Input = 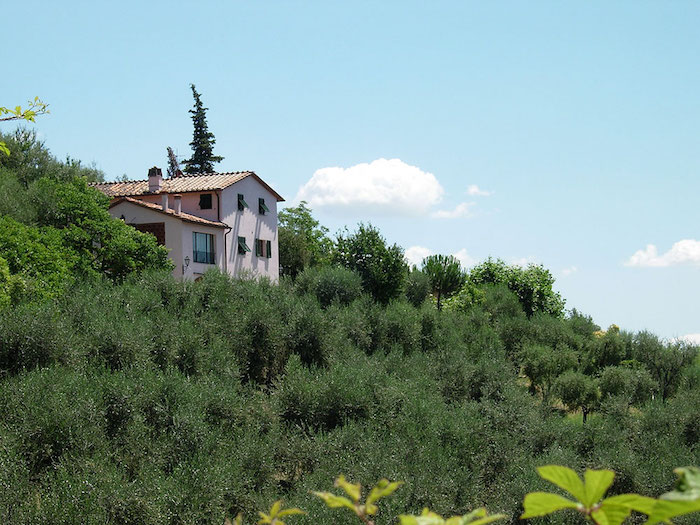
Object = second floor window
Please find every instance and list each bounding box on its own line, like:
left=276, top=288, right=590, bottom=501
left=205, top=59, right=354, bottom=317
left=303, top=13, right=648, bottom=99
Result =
left=199, top=194, right=212, bottom=209
left=259, top=198, right=270, bottom=215
left=193, top=232, right=215, bottom=264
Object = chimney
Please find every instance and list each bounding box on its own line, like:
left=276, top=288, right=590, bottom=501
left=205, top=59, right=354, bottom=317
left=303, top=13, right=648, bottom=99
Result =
left=148, top=167, right=162, bottom=192
left=173, top=194, right=182, bottom=215
left=161, top=193, right=169, bottom=211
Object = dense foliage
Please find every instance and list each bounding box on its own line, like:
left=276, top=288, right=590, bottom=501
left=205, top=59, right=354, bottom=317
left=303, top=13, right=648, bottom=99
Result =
left=278, top=201, right=334, bottom=278
left=467, top=257, right=566, bottom=317
left=0, top=269, right=697, bottom=524
left=0, top=130, right=172, bottom=300
left=334, top=223, right=408, bottom=304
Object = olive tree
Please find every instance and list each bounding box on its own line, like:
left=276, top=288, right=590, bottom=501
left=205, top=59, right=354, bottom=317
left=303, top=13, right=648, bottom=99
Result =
left=555, top=370, right=599, bottom=423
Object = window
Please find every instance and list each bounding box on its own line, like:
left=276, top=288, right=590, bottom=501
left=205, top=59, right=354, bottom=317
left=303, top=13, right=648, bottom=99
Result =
left=237, top=236, right=251, bottom=255
left=258, top=197, right=270, bottom=215
left=192, top=232, right=215, bottom=264
left=255, top=238, right=272, bottom=258
left=237, top=193, right=248, bottom=211
left=199, top=193, right=212, bottom=209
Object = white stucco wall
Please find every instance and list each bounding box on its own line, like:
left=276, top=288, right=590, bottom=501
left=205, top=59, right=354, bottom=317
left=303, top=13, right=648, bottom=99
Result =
left=220, top=177, right=279, bottom=281
left=109, top=200, right=225, bottom=279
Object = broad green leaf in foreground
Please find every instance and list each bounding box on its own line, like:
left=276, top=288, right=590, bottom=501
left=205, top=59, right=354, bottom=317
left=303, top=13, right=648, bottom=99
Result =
left=335, top=474, right=362, bottom=502
left=311, top=491, right=355, bottom=512
left=603, top=494, right=658, bottom=515
left=584, top=468, right=615, bottom=507
left=664, top=467, right=700, bottom=501
left=591, top=503, right=632, bottom=525
left=521, top=492, right=581, bottom=518
left=257, top=500, right=305, bottom=525
left=536, top=465, right=587, bottom=503
left=314, top=475, right=403, bottom=521
left=366, top=478, right=404, bottom=506
left=646, top=467, right=700, bottom=524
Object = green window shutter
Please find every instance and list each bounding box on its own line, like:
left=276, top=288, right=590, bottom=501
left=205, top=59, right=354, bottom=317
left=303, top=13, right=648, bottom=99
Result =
left=255, top=238, right=262, bottom=256
left=238, top=193, right=248, bottom=211
left=237, top=236, right=251, bottom=254
left=266, top=240, right=272, bottom=258
left=259, top=198, right=270, bottom=214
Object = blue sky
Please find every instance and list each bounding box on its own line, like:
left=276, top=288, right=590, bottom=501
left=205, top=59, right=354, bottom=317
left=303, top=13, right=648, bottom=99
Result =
left=3, top=1, right=699, bottom=340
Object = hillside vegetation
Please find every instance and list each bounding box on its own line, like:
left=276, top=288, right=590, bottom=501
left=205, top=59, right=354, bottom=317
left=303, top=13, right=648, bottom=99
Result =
left=1, top=132, right=699, bottom=524
left=0, top=269, right=698, bottom=524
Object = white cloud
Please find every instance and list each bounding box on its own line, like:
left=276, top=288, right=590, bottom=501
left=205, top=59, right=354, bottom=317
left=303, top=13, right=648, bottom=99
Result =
left=404, top=246, right=476, bottom=269
left=561, top=266, right=578, bottom=276
left=467, top=184, right=492, bottom=197
left=430, top=201, right=474, bottom=219
left=295, top=158, right=444, bottom=216
left=452, top=248, right=476, bottom=269
left=405, top=246, right=433, bottom=268
left=625, top=239, right=700, bottom=267
left=509, top=256, right=536, bottom=267
left=678, top=334, right=700, bottom=345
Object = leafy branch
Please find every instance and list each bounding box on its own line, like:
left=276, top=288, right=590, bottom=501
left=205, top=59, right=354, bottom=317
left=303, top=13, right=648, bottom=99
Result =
left=313, top=475, right=403, bottom=525
left=0, top=96, right=49, bottom=155
left=521, top=464, right=700, bottom=524
left=223, top=466, right=700, bottom=525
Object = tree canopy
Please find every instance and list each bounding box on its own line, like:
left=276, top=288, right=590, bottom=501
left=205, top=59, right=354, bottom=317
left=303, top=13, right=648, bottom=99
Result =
left=421, top=254, right=465, bottom=310
left=333, top=223, right=407, bottom=304
left=467, top=257, right=565, bottom=317
left=183, top=84, right=223, bottom=174
left=278, top=201, right=333, bottom=278
left=0, top=132, right=172, bottom=302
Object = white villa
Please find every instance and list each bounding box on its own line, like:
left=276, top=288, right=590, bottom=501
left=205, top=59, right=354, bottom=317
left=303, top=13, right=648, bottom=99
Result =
left=95, top=167, right=284, bottom=281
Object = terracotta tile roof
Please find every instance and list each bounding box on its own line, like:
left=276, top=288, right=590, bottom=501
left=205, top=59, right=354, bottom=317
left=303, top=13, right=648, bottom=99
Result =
left=94, top=171, right=284, bottom=201
left=110, top=197, right=228, bottom=229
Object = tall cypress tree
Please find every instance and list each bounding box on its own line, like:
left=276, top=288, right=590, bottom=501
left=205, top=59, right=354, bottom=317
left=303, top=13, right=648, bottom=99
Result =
left=183, top=84, right=223, bottom=174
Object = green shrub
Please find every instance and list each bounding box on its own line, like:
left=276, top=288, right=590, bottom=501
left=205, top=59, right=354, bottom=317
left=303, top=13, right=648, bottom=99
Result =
left=599, top=365, right=635, bottom=400
left=520, top=343, right=578, bottom=401
left=480, top=283, right=525, bottom=324
left=285, top=295, right=329, bottom=366
left=404, top=268, right=431, bottom=308
left=554, top=370, right=600, bottom=423
left=276, top=355, right=375, bottom=431
left=442, top=282, right=485, bottom=313
left=0, top=302, right=75, bottom=374
left=468, top=258, right=565, bottom=317
left=384, top=301, right=422, bottom=355
left=295, top=266, right=363, bottom=308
